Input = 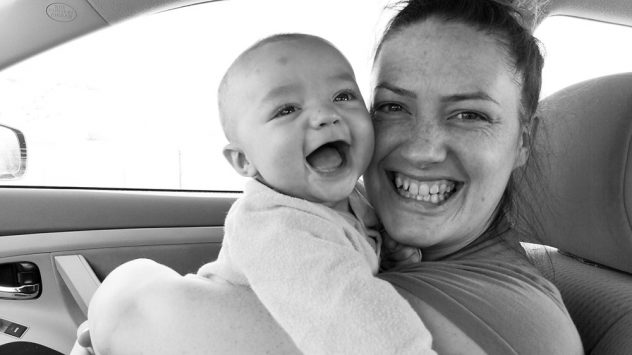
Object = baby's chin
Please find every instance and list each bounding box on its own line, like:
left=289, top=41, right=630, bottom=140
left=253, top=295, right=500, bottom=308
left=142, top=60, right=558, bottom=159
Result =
left=299, top=183, right=358, bottom=209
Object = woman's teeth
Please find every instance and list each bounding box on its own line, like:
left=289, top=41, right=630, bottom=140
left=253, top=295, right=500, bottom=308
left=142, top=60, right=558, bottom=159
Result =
left=394, top=173, right=457, bottom=204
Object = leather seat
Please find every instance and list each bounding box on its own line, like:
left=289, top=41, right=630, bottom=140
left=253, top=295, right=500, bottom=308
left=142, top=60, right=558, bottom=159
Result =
left=523, top=73, right=632, bottom=354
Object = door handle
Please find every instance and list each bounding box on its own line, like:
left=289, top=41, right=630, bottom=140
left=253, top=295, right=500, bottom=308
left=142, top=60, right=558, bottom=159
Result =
left=0, top=262, right=41, bottom=300
left=0, top=284, right=40, bottom=300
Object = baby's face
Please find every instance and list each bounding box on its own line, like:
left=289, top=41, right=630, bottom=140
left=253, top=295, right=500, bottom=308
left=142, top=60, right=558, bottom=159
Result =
left=226, top=38, right=373, bottom=206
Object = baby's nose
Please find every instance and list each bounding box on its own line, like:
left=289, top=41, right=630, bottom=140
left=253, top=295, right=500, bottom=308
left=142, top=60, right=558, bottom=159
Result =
left=310, top=106, right=341, bottom=128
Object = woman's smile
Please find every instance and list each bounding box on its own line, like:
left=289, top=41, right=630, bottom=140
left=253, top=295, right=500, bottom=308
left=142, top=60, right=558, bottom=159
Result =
left=391, top=171, right=461, bottom=205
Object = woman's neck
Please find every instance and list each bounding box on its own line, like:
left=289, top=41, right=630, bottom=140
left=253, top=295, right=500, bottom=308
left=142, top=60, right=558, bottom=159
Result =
left=421, top=234, right=481, bottom=261
left=421, top=210, right=508, bottom=261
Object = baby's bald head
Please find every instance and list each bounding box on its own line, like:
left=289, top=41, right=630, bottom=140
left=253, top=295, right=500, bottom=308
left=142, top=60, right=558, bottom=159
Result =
left=217, top=33, right=346, bottom=143
left=217, top=33, right=372, bottom=205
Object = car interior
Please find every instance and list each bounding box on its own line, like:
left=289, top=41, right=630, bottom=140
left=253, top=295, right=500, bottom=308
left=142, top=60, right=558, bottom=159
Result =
left=1, top=0, right=631, bottom=354
left=523, top=71, right=632, bottom=354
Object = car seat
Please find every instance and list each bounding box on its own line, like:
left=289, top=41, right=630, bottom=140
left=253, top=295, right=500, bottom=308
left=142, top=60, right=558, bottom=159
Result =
left=523, top=73, right=632, bottom=354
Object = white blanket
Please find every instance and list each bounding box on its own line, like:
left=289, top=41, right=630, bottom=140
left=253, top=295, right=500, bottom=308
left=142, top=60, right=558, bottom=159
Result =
left=199, top=180, right=435, bottom=354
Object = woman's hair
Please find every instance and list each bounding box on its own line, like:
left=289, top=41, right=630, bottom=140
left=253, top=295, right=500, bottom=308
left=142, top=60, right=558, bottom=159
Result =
left=375, top=0, right=547, bottom=242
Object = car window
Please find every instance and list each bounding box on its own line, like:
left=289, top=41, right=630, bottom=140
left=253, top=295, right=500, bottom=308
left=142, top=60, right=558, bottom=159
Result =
left=535, top=16, right=632, bottom=98
left=0, top=0, right=389, bottom=191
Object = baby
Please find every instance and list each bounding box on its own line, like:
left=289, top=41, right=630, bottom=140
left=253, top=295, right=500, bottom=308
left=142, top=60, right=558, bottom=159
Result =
left=73, top=33, right=433, bottom=355
left=200, top=33, right=434, bottom=354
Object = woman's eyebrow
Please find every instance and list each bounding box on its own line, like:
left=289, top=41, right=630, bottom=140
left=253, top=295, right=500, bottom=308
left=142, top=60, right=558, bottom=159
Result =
left=374, top=82, right=417, bottom=99
left=441, top=91, right=500, bottom=105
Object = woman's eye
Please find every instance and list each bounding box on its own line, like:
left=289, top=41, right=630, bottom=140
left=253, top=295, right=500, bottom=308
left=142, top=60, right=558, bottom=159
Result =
left=273, top=105, right=298, bottom=118
left=374, top=103, right=405, bottom=113
left=334, top=91, right=356, bottom=102
left=451, top=112, right=490, bottom=122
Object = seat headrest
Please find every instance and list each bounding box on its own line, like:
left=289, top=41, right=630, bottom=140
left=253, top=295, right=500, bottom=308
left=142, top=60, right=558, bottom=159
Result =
left=533, top=73, right=632, bottom=274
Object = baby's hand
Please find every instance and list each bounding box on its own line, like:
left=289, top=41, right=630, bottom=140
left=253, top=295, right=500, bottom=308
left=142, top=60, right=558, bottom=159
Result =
left=380, top=232, right=422, bottom=271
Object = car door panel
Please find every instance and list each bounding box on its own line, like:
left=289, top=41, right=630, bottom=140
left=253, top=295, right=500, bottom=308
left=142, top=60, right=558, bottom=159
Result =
left=0, top=188, right=233, bottom=354
left=0, top=188, right=237, bottom=236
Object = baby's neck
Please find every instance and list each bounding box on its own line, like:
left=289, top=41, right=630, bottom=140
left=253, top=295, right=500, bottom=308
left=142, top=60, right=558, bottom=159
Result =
left=324, top=198, right=352, bottom=214
left=254, top=177, right=352, bottom=214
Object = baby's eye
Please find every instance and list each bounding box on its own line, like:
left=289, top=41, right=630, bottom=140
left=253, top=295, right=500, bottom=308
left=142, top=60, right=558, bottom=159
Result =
left=334, top=91, right=356, bottom=102
left=450, top=112, right=490, bottom=122
left=273, top=105, right=299, bottom=118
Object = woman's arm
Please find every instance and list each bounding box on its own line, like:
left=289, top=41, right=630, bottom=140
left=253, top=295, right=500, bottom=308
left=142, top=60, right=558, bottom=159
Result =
left=82, top=259, right=484, bottom=355
left=87, top=259, right=188, bottom=355
left=87, top=258, right=300, bottom=355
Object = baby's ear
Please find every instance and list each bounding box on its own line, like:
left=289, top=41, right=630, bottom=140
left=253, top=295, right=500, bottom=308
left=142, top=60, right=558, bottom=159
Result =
left=223, top=144, right=258, bottom=177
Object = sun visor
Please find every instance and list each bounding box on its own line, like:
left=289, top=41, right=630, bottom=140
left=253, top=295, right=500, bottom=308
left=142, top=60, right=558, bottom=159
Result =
left=532, top=73, right=632, bottom=274
left=85, top=0, right=218, bottom=24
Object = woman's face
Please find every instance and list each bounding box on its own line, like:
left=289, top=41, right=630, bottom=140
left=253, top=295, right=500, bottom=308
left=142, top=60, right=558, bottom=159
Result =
left=365, top=19, right=528, bottom=260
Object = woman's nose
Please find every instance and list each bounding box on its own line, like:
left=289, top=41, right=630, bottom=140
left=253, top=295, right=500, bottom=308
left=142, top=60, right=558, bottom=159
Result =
left=309, top=106, right=341, bottom=128
left=400, top=122, right=448, bottom=164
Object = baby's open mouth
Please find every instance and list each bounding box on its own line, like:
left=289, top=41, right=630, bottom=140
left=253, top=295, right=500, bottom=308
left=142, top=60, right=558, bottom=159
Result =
left=306, top=140, right=349, bottom=173
left=391, top=172, right=462, bottom=205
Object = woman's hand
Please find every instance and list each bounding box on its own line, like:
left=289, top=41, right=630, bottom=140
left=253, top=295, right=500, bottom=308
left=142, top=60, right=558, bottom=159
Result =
left=380, top=232, right=422, bottom=270
left=69, top=321, right=94, bottom=355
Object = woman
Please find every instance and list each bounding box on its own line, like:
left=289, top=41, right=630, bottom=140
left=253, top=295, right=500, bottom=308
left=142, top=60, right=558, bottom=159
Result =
left=366, top=0, right=583, bottom=353
left=74, top=0, right=582, bottom=353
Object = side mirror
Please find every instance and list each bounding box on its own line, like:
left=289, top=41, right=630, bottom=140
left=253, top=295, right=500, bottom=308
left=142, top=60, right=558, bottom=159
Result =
left=0, top=124, right=27, bottom=180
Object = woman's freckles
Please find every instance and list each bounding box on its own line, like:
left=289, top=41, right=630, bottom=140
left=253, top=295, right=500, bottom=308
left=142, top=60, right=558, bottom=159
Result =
left=365, top=19, right=524, bottom=256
